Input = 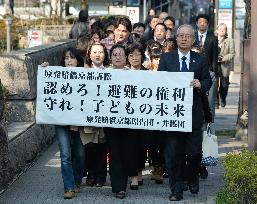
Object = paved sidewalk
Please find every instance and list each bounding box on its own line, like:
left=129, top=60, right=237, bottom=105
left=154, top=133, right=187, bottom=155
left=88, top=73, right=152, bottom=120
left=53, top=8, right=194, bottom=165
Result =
left=0, top=73, right=246, bottom=204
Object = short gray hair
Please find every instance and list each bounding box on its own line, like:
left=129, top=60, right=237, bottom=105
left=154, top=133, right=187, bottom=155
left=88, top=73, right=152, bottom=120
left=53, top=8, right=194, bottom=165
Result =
left=176, top=24, right=195, bottom=40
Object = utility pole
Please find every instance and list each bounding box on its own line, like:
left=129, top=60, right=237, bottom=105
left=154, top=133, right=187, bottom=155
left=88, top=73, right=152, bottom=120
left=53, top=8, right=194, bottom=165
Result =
left=5, top=16, right=12, bottom=53
left=248, top=0, right=257, bottom=151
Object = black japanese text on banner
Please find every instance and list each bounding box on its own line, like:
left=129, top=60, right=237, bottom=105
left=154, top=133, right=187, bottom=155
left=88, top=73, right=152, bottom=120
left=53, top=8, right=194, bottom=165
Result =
left=36, top=66, right=193, bottom=132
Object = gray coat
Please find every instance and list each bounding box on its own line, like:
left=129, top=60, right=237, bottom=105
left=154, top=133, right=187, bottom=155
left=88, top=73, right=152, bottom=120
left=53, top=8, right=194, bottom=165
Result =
left=219, top=37, right=235, bottom=77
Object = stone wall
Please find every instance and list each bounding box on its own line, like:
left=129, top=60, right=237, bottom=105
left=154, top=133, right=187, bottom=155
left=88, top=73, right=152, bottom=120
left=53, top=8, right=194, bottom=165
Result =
left=0, top=39, right=76, bottom=191
left=0, top=39, right=76, bottom=123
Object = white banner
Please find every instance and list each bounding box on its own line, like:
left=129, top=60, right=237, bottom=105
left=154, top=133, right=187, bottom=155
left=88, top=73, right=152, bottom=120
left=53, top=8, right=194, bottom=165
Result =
left=36, top=66, right=193, bottom=132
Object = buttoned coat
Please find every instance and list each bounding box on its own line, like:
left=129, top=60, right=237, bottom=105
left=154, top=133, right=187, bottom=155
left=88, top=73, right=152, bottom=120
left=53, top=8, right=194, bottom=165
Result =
left=219, top=37, right=235, bottom=77
left=158, top=50, right=212, bottom=130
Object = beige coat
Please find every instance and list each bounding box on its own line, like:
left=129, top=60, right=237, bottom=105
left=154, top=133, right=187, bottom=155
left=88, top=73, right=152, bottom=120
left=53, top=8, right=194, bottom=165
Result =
left=70, top=126, right=106, bottom=145
left=219, top=37, right=235, bottom=77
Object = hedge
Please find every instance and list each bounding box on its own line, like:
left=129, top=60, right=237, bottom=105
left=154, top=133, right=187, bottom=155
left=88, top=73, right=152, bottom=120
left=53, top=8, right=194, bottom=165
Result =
left=216, top=150, right=257, bottom=204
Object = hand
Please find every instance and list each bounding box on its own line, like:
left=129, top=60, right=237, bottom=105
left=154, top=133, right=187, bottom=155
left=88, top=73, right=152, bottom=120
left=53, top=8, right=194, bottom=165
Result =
left=190, top=79, right=201, bottom=89
left=41, top=62, right=49, bottom=67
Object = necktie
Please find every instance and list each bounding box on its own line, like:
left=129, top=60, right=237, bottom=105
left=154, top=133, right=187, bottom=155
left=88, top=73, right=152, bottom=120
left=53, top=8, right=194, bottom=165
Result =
left=199, top=34, right=203, bottom=47
left=181, top=56, right=188, bottom=72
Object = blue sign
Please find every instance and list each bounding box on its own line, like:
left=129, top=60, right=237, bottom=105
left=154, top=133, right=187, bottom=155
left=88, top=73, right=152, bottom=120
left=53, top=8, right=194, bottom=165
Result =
left=219, top=0, right=233, bottom=9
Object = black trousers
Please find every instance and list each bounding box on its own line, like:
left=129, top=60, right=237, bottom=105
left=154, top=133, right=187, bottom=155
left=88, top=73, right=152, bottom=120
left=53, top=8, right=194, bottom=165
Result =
left=86, top=142, right=107, bottom=183
left=164, top=130, right=202, bottom=194
left=147, top=130, right=165, bottom=167
left=138, top=131, right=148, bottom=171
left=105, top=128, right=141, bottom=193
left=216, top=65, right=230, bottom=103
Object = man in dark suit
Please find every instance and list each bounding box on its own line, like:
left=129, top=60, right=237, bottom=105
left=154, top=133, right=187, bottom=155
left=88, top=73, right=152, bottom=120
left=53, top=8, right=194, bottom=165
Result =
left=194, top=13, right=218, bottom=179
left=194, top=14, right=218, bottom=113
left=158, top=24, right=212, bottom=201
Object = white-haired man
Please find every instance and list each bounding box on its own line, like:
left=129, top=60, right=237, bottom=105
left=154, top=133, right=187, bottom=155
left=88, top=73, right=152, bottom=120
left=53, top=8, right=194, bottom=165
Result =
left=159, top=24, right=212, bottom=201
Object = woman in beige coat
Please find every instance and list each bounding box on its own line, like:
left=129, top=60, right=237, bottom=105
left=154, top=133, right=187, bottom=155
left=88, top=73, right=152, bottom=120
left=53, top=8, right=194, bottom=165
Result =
left=216, top=23, right=235, bottom=107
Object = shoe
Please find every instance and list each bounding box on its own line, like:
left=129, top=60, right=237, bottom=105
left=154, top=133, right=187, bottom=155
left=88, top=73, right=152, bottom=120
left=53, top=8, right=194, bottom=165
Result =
left=150, top=166, right=158, bottom=180
left=95, top=182, right=105, bottom=187
left=221, top=100, right=226, bottom=107
left=200, top=165, right=208, bottom=179
left=86, top=177, right=95, bottom=186
left=163, top=172, right=169, bottom=178
left=169, top=193, right=183, bottom=201
left=130, top=184, right=138, bottom=190
left=115, top=191, right=126, bottom=199
left=155, top=166, right=164, bottom=184
left=215, top=104, right=219, bottom=109
left=130, top=176, right=139, bottom=190
left=138, top=179, right=143, bottom=186
left=64, top=190, right=75, bottom=199
left=74, top=185, right=80, bottom=193
left=189, top=183, right=199, bottom=194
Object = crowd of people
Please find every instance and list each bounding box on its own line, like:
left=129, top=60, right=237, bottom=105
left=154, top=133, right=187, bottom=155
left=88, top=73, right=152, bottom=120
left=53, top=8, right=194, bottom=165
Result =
left=42, top=8, right=235, bottom=201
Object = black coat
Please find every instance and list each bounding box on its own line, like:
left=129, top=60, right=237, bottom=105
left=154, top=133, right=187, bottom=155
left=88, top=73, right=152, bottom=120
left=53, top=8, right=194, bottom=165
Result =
left=158, top=49, right=212, bottom=130
left=194, top=32, right=218, bottom=75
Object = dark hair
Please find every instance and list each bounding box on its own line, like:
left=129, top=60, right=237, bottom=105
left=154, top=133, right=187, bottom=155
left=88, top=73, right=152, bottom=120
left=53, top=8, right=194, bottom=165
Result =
left=126, top=42, right=145, bottom=64
left=149, top=15, right=159, bottom=24
left=86, top=43, right=109, bottom=67
left=162, top=38, right=177, bottom=52
left=106, top=30, right=114, bottom=37
left=148, top=8, right=155, bottom=15
left=133, top=22, right=145, bottom=31
left=90, top=28, right=104, bottom=41
left=115, top=17, right=132, bottom=33
left=163, top=16, right=176, bottom=27
left=154, top=23, right=167, bottom=30
left=146, top=40, right=162, bottom=53
left=149, top=48, right=162, bottom=60
left=91, top=20, right=104, bottom=30
left=78, top=10, right=88, bottom=22
left=76, top=34, right=91, bottom=57
left=196, top=14, right=210, bottom=23
left=60, top=47, right=84, bottom=67
left=104, top=18, right=117, bottom=32
left=110, top=44, right=126, bottom=58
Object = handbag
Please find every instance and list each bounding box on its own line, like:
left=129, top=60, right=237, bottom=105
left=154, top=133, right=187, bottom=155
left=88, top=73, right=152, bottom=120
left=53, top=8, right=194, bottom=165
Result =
left=201, top=123, right=218, bottom=166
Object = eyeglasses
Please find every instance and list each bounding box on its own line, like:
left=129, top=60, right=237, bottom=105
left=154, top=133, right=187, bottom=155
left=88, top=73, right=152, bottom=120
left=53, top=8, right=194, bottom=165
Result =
left=176, top=34, right=193, bottom=39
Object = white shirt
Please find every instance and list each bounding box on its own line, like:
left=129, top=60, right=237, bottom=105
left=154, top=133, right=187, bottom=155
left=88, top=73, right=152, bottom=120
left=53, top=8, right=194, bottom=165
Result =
left=218, top=36, right=224, bottom=48
left=178, top=49, right=190, bottom=71
left=198, top=30, right=207, bottom=45
left=154, top=37, right=165, bottom=45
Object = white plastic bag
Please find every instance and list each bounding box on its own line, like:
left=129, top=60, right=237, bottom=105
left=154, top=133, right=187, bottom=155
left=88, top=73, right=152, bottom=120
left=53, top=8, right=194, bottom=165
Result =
left=201, top=123, right=218, bottom=166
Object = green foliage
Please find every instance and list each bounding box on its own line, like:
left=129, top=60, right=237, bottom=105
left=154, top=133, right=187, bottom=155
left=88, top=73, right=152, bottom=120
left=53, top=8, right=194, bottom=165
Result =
left=216, top=189, right=234, bottom=204
left=215, top=129, right=236, bottom=137
left=216, top=150, right=257, bottom=204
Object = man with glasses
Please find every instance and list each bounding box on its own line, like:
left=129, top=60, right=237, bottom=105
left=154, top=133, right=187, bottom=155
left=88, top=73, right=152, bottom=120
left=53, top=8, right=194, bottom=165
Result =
left=159, top=24, right=212, bottom=201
